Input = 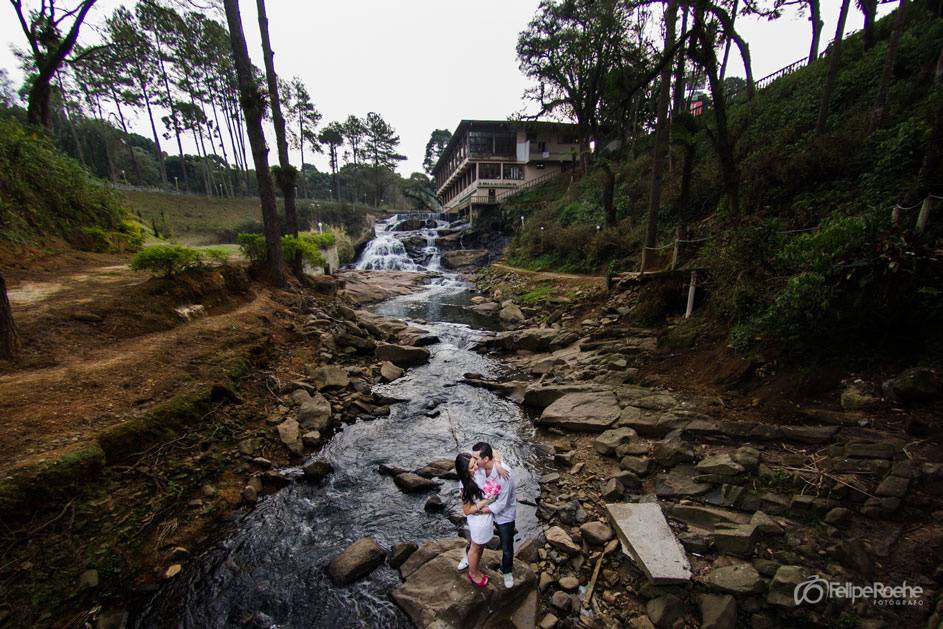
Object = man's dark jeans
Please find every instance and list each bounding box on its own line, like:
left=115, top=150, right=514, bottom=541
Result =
left=495, top=520, right=515, bottom=574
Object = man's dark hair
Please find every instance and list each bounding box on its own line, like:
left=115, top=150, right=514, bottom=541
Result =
left=472, top=442, right=493, bottom=459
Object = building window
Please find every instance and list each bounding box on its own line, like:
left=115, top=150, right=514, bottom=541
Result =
left=479, top=163, right=501, bottom=179
left=493, top=132, right=515, bottom=155
left=503, top=164, right=524, bottom=180
left=537, top=141, right=547, bottom=153
left=560, top=135, right=578, bottom=144
left=468, top=131, right=491, bottom=155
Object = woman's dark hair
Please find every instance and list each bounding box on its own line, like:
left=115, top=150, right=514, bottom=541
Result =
left=455, top=452, right=483, bottom=504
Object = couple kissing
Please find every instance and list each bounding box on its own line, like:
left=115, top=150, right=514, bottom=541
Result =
left=454, top=442, right=517, bottom=590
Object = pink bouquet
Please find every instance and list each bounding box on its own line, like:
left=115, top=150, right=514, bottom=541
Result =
left=482, top=480, right=502, bottom=500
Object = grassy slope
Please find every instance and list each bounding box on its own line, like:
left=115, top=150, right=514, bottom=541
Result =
left=124, top=189, right=384, bottom=246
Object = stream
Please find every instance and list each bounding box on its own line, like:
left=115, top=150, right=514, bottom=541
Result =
left=132, top=214, right=543, bottom=628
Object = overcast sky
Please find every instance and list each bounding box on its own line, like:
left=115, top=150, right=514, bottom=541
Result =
left=1, top=1, right=892, bottom=177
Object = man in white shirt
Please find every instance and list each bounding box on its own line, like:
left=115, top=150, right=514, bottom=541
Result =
left=472, top=441, right=517, bottom=588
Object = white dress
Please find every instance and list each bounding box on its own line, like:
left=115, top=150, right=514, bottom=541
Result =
left=467, top=512, right=494, bottom=544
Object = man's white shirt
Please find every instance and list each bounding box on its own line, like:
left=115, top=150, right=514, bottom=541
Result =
left=474, top=465, right=516, bottom=525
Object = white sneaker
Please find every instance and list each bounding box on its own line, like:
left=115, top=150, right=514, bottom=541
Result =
left=457, top=555, right=468, bottom=571
left=503, top=572, right=514, bottom=589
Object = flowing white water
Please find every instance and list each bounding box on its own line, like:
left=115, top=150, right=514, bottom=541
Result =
left=355, top=213, right=452, bottom=271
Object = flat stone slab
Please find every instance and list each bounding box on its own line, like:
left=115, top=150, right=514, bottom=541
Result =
left=538, top=392, right=621, bottom=433
left=605, top=502, right=692, bottom=584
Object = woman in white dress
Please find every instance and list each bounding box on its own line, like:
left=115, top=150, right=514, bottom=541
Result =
left=455, top=452, right=495, bottom=588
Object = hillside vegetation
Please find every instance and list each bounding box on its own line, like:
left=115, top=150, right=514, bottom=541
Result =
left=0, top=116, right=128, bottom=246
left=505, top=7, right=943, bottom=364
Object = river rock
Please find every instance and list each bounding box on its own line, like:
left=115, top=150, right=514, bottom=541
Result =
left=558, top=575, right=580, bottom=591
left=377, top=343, right=431, bottom=368
left=415, top=458, right=458, bottom=480
left=580, top=521, right=614, bottom=546
left=767, top=565, right=808, bottom=608
left=298, top=393, right=333, bottom=432
left=522, top=384, right=604, bottom=410
left=538, top=392, right=621, bottom=433
left=302, top=460, right=334, bottom=482
left=393, top=472, right=441, bottom=493
left=389, top=542, right=419, bottom=569
left=699, top=594, right=737, bottom=629
left=701, top=563, right=764, bottom=594
left=380, top=361, right=405, bottom=382
left=594, top=427, right=638, bottom=456
left=696, top=453, right=745, bottom=476
left=391, top=538, right=536, bottom=628
left=841, top=384, right=880, bottom=410
left=308, top=365, right=350, bottom=390
left=499, top=303, right=526, bottom=325
left=882, top=367, right=942, bottom=404
left=277, top=418, right=302, bottom=455
left=646, top=594, right=683, bottom=628
left=328, top=538, right=387, bottom=585
left=545, top=526, right=580, bottom=555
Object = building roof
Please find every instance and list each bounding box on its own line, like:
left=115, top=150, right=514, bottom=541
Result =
left=431, top=119, right=580, bottom=176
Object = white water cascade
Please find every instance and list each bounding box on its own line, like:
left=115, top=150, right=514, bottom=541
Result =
left=355, top=213, right=452, bottom=272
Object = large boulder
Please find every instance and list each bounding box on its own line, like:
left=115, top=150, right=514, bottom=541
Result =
left=538, top=392, right=621, bottom=433
left=327, top=537, right=387, bottom=585
left=441, top=249, right=490, bottom=270
left=594, top=427, right=639, bottom=456
left=391, top=538, right=536, bottom=628
left=377, top=343, right=431, bottom=368
left=882, top=367, right=942, bottom=404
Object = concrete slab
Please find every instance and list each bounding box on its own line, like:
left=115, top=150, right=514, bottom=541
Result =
left=606, top=502, right=692, bottom=584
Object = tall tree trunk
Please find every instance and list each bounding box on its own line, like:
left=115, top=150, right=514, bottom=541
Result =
left=917, top=43, right=943, bottom=198
left=671, top=7, right=689, bottom=116
left=256, top=0, right=297, bottom=236
left=808, top=0, right=823, bottom=62
left=92, top=96, right=117, bottom=183
left=221, top=95, right=245, bottom=194
left=224, top=0, right=285, bottom=285
left=600, top=160, right=616, bottom=226
left=190, top=124, right=211, bottom=195
left=56, top=73, right=86, bottom=167
left=719, top=0, right=738, bottom=81
left=257, top=0, right=300, bottom=275
left=208, top=94, right=233, bottom=197
left=861, top=0, right=878, bottom=50
left=643, top=0, right=679, bottom=268
left=677, top=140, right=696, bottom=232
left=869, top=0, right=908, bottom=133
left=694, top=3, right=740, bottom=217
left=330, top=145, right=339, bottom=201
left=815, top=0, right=851, bottom=135
left=111, top=88, right=141, bottom=183
left=155, top=42, right=188, bottom=192
left=0, top=273, right=17, bottom=360
left=141, top=84, right=168, bottom=187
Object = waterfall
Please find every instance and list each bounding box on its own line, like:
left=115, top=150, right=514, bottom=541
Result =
left=355, top=213, right=451, bottom=272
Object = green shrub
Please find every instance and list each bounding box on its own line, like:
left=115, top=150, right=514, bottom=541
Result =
left=282, top=234, right=327, bottom=269
left=237, top=232, right=327, bottom=269
left=130, top=245, right=205, bottom=278
left=305, top=231, right=335, bottom=248
left=333, top=228, right=355, bottom=264
left=236, top=232, right=266, bottom=265
left=78, top=220, right=146, bottom=253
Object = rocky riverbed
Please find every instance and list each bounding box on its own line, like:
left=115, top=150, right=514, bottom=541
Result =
left=455, top=267, right=943, bottom=629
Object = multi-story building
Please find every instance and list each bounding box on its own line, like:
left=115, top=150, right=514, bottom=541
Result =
left=431, top=119, right=582, bottom=216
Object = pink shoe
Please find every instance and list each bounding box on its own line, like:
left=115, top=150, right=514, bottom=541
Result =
left=466, top=572, right=489, bottom=589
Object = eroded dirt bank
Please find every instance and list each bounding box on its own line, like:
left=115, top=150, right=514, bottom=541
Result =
left=0, top=263, right=425, bottom=627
